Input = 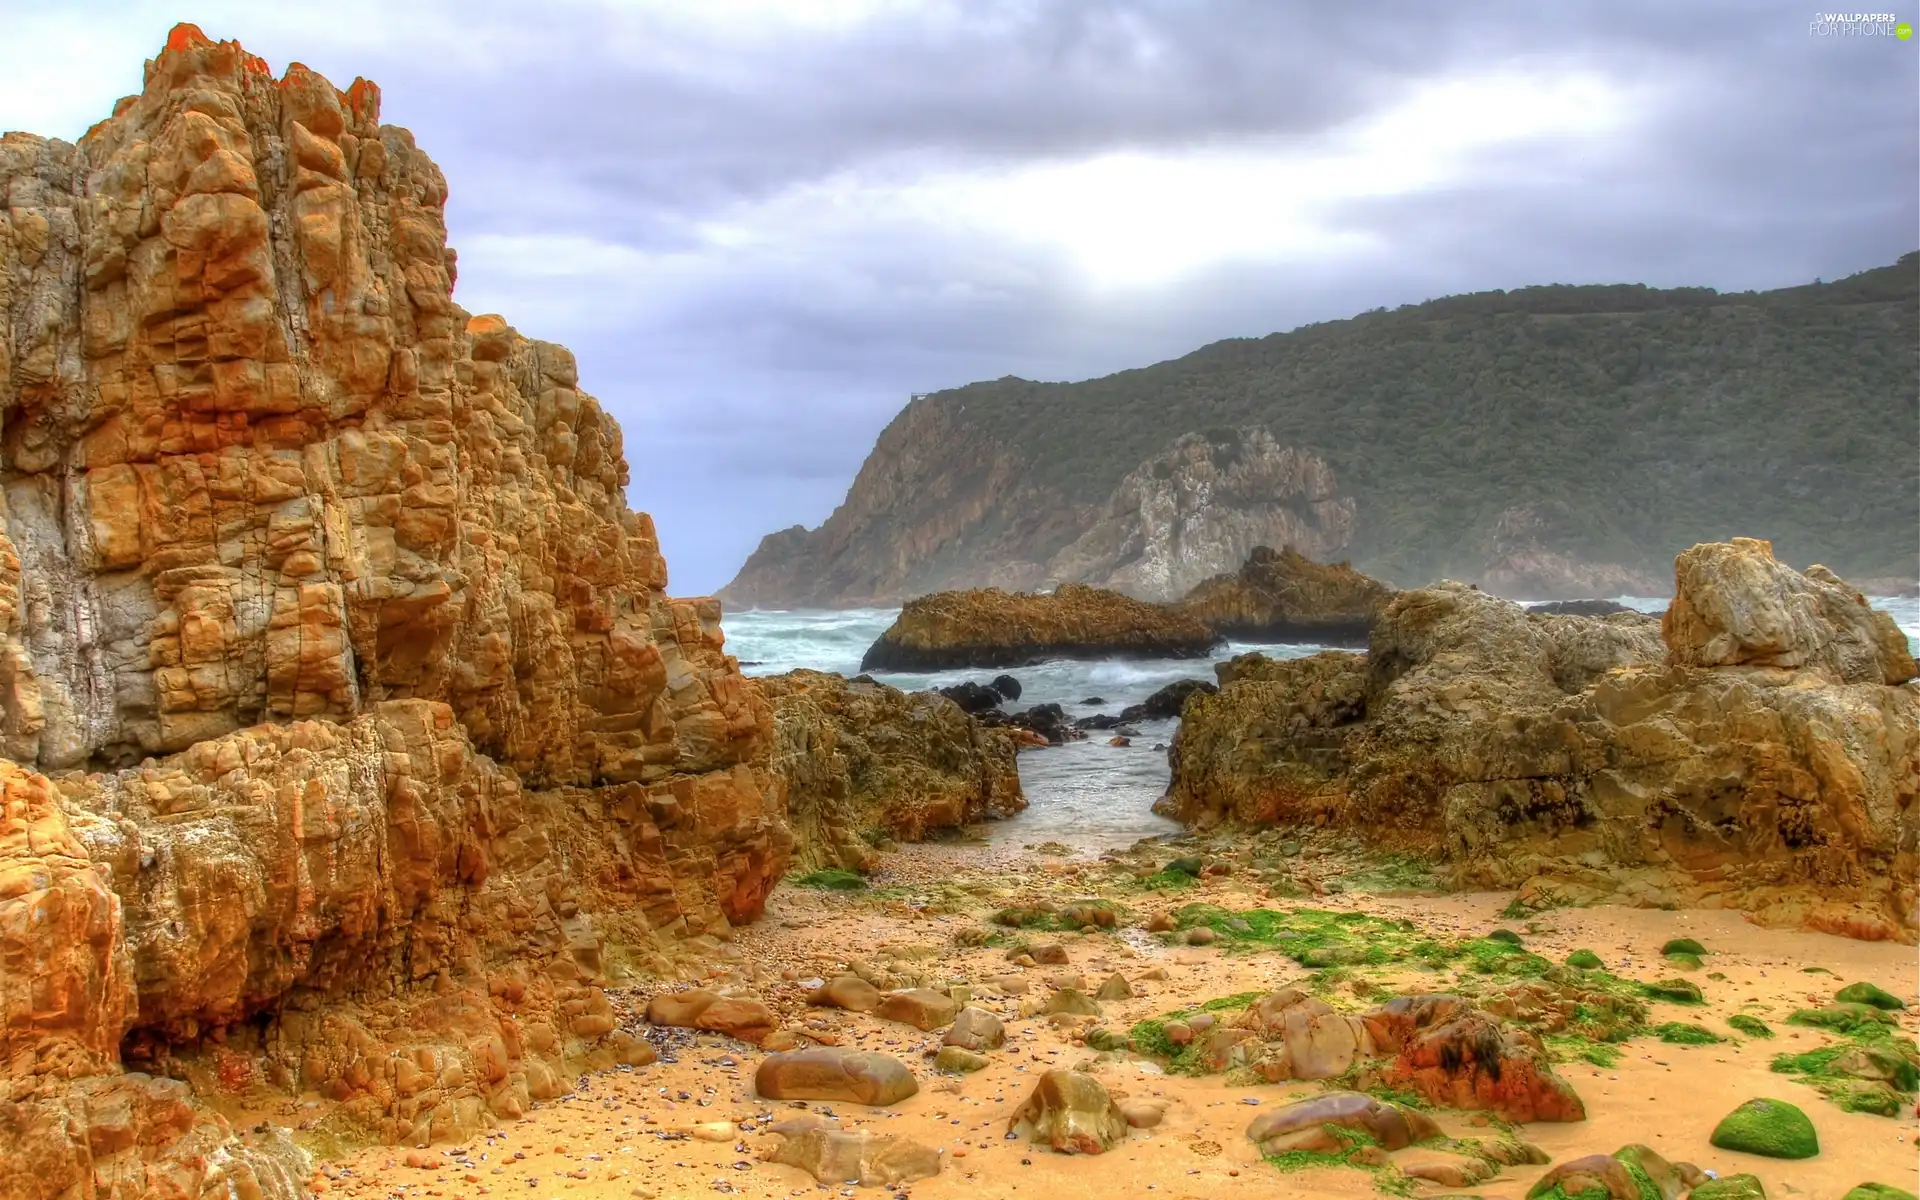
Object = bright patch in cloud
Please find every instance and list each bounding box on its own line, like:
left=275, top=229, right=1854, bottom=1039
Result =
left=944, top=70, right=1647, bottom=287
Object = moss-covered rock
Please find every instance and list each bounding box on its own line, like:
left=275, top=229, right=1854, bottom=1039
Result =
left=1841, top=1185, right=1918, bottom=1200
left=1665, top=951, right=1705, bottom=971
left=1708, top=1098, right=1819, bottom=1160
left=1689, top=1174, right=1766, bottom=1200
left=1644, top=978, right=1705, bottom=1004
left=1660, top=937, right=1706, bottom=956
left=1727, top=1014, right=1773, bottom=1039
left=1566, top=949, right=1605, bottom=970
left=1788, top=1003, right=1897, bottom=1034
left=1834, top=982, right=1906, bottom=1011
left=1655, top=1022, right=1722, bottom=1045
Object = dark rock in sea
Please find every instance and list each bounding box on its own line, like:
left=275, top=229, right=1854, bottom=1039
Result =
left=1002, top=703, right=1085, bottom=745
left=1074, top=714, right=1125, bottom=731
left=859, top=584, right=1223, bottom=671
left=1115, top=679, right=1219, bottom=723
left=939, top=681, right=1006, bottom=714
left=740, top=660, right=765, bottom=666
left=1527, top=599, right=1649, bottom=618
left=1080, top=696, right=1107, bottom=705
left=992, top=674, right=1024, bottom=701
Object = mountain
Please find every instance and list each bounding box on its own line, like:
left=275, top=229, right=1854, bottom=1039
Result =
left=720, top=256, right=1920, bottom=607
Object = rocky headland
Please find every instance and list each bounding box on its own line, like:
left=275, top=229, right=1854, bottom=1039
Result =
left=1162, top=538, right=1919, bottom=941
left=719, top=260, right=1918, bottom=610
left=858, top=582, right=1223, bottom=672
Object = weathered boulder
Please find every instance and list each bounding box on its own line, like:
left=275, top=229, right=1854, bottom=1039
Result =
left=808, top=975, right=884, bottom=1014
left=1173, top=544, right=1393, bottom=644
left=1244, top=1090, right=1439, bottom=1154
left=1362, top=995, right=1586, bottom=1122
left=874, top=989, right=959, bottom=1031
left=1008, top=1070, right=1128, bottom=1154
left=943, top=1006, right=1007, bottom=1052
left=1163, top=542, right=1920, bottom=939
left=859, top=583, right=1222, bottom=672
left=1233, top=988, right=1375, bottom=1081
left=755, top=670, right=1024, bottom=870
left=1664, top=539, right=1915, bottom=684
left=765, top=1127, right=941, bottom=1187
left=647, top=990, right=778, bottom=1044
left=755, top=1050, right=919, bottom=1107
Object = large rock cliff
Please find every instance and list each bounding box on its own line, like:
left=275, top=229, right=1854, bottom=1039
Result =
left=1162, top=539, right=1919, bottom=941
left=0, top=27, right=788, bottom=1196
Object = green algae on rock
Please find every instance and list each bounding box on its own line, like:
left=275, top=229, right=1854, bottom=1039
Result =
left=1834, top=981, right=1906, bottom=1011
left=1708, top=1098, right=1820, bottom=1159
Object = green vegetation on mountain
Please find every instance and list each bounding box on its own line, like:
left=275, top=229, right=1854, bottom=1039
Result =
left=723, top=255, right=1918, bottom=605
left=943, top=256, right=1916, bottom=584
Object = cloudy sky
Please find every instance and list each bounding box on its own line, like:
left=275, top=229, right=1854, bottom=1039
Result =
left=5, top=1, right=1915, bottom=593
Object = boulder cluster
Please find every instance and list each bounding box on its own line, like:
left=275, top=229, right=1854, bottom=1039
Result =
left=1163, top=538, right=1919, bottom=939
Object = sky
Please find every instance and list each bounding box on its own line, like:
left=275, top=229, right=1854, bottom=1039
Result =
left=4, top=2, right=1916, bottom=594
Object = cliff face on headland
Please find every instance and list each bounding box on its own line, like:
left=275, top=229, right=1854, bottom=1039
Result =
left=722, top=261, right=1918, bottom=609
left=722, top=426, right=1361, bottom=608
left=0, top=27, right=790, bottom=1196
left=1163, top=539, right=1920, bottom=941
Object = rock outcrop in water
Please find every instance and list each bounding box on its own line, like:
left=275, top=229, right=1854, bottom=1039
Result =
left=754, top=669, right=1025, bottom=871
left=1162, top=539, right=1919, bottom=940
left=0, top=26, right=791, bottom=1193
left=1172, top=544, right=1393, bottom=644
left=859, top=583, right=1222, bottom=672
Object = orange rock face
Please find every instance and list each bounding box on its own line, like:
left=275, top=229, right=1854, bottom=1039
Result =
left=0, top=25, right=791, bottom=1193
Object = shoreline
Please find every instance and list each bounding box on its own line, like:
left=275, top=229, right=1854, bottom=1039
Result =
left=313, top=838, right=1916, bottom=1200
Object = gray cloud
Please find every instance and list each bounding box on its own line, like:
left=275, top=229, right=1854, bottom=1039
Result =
left=5, top=0, right=1914, bottom=591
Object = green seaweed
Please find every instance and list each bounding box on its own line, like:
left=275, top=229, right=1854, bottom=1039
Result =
left=1655, top=1021, right=1723, bottom=1045
left=1835, top=981, right=1906, bottom=1011
left=1642, top=978, right=1704, bottom=1004
left=1842, top=1184, right=1919, bottom=1200
left=791, top=868, right=867, bottom=891
left=1788, top=1003, right=1896, bottom=1036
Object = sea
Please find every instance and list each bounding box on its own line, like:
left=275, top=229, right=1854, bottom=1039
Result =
left=722, top=596, right=1920, bottom=853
